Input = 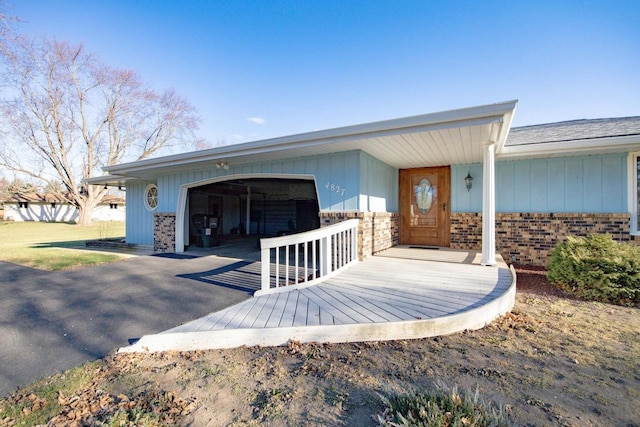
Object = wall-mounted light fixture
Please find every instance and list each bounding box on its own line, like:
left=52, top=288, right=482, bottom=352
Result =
left=464, top=171, right=473, bottom=191
left=216, top=162, right=229, bottom=170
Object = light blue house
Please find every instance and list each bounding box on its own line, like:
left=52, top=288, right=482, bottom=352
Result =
left=88, top=101, right=640, bottom=266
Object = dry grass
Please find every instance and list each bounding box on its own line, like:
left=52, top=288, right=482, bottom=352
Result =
left=2, top=269, right=639, bottom=426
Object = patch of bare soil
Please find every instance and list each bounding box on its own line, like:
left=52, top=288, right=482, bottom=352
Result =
left=2, top=266, right=639, bottom=426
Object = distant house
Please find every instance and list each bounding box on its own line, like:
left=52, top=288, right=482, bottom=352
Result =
left=86, top=101, right=640, bottom=266
left=2, top=193, right=125, bottom=222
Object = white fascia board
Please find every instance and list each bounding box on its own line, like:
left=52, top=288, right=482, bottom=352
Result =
left=104, top=100, right=519, bottom=176
left=494, top=101, right=518, bottom=152
left=83, top=175, right=138, bottom=186
left=497, top=134, right=640, bottom=159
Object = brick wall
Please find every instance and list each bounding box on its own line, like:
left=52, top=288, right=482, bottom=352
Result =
left=154, top=212, right=176, bottom=253
left=319, top=212, right=399, bottom=260
left=372, top=212, right=399, bottom=254
left=451, top=212, right=632, bottom=266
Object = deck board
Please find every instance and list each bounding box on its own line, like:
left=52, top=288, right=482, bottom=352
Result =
left=127, top=248, right=516, bottom=353
left=306, top=299, right=321, bottom=326
left=265, top=292, right=288, bottom=328
left=250, top=293, right=279, bottom=328
left=279, top=291, right=299, bottom=327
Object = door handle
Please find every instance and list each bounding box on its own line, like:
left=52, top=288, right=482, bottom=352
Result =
left=442, top=202, right=447, bottom=211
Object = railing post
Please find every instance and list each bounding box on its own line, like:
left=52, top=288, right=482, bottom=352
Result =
left=261, top=245, right=270, bottom=291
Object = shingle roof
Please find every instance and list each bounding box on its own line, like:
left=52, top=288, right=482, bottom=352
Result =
left=506, top=116, right=640, bottom=146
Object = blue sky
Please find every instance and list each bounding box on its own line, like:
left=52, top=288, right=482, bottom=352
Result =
left=8, top=0, right=640, bottom=146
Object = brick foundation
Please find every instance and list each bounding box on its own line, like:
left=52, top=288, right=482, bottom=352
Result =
left=153, top=209, right=635, bottom=265
left=319, top=212, right=399, bottom=260
left=451, top=212, right=632, bottom=266
left=154, top=212, right=176, bottom=253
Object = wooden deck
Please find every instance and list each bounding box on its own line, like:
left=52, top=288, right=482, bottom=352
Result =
left=120, top=247, right=516, bottom=353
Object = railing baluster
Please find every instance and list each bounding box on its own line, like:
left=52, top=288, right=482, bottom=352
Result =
left=340, top=232, right=344, bottom=267
left=312, top=238, right=317, bottom=280
left=285, top=244, right=290, bottom=286
left=275, top=246, right=280, bottom=288
left=295, top=243, right=299, bottom=284
left=331, top=233, right=340, bottom=272
left=258, top=219, right=360, bottom=294
left=303, top=241, right=308, bottom=283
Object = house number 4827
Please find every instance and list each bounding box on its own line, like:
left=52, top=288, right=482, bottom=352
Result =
left=325, top=182, right=346, bottom=196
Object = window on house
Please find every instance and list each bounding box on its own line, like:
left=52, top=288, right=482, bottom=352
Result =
left=19, top=202, right=28, bottom=209
left=51, top=203, right=56, bottom=209
left=144, top=184, right=158, bottom=211
left=110, top=203, right=118, bottom=209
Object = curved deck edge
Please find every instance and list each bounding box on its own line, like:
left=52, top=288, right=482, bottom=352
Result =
left=118, top=265, right=516, bottom=354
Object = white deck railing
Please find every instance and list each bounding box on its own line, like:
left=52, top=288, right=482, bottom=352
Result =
left=258, top=219, right=360, bottom=295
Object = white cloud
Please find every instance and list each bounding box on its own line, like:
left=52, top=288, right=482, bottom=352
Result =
left=247, top=117, right=267, bottom=125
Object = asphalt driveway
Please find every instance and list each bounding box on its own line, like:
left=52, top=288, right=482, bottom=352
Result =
left=0, top=253, right=258, bottom=397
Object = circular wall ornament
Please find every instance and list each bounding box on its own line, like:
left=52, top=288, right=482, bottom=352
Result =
left=144, top=184, right=158, bottom=211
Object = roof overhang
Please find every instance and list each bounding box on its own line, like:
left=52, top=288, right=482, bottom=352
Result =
left=84, top=176, right=138, bottom=188
left=497, top=134, right=640, bottom=160
left=89, top=100, right=518, bottom=183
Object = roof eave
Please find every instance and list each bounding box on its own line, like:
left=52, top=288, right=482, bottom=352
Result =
left=103, top=100, right=519, bottom=176
left=497, top=134, right=640, bottom=159
left=83, top=176, right=138, bottom=187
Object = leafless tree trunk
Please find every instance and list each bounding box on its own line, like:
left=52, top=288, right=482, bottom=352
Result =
left=0, top=36, right=200, bottom=225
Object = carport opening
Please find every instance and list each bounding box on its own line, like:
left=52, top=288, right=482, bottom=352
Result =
left=185, top=177, right=320, bottom=251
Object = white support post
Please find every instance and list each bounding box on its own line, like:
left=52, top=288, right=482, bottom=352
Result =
left=481, top=141, right=497, bottom=266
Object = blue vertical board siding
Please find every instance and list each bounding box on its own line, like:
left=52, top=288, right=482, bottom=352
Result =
left=513, top=162, right=531, bottom=212
left=327, top=151, right=359, bottom=210
left=330, top=154, right=345, bottom=210
left=497, top=163, right=515, bottom=212
left=359, top=152, right=398, bottom=212
left=146, top=151, right=363, bottom=215
left=125, top=182, right=154, bottom=245
left=563, top=158, right=584, bottom=211
left=530, top=161, right=548, bottom=209
left=453, top=154, right=627, bottom=213
left=158, top=174, right=178, bottom=212
left=451, top=164, right=483, bottom=213
left=546, top=159, right=566, bottom=211
left=602, top=156, right=626, bottom=209
left=583, top=157, right=602, bottom=211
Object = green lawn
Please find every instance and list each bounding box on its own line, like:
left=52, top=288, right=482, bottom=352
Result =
left=0, top=221, right=126, bottom=270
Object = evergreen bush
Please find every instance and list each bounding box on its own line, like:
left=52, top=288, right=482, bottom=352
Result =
left=547, top=234, right=640, bottom=306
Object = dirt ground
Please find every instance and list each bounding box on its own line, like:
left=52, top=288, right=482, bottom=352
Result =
left=2, top=266, right=639, bottom=426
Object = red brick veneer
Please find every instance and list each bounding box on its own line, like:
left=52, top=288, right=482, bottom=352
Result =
left=451, top=212, right=632, bottom=266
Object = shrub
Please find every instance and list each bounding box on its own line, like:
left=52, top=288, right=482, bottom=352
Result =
left=376, top=383, right=513, bottom=427
left=547, top=234, right=640, bottom=306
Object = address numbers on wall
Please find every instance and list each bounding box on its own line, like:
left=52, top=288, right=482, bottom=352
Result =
left=325, top=182, right=346, bottom=196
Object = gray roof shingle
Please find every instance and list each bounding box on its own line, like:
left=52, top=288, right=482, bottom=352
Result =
left=506, top=116, right=640, bottom=146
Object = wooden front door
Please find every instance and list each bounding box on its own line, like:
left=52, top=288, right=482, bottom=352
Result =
left=399, top=166, right=451, bottom=247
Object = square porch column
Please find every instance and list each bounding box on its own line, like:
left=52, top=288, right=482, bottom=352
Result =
left=481, top=141, right=496, bottom=266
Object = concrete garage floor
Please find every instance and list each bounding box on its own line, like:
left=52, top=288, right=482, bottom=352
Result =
left=0, top=250, right=258, bottom=397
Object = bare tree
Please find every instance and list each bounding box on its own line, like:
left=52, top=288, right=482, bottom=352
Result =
left=0, top=36, right=200, bottom=225
left=0, top=0, right=18, bottom=56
